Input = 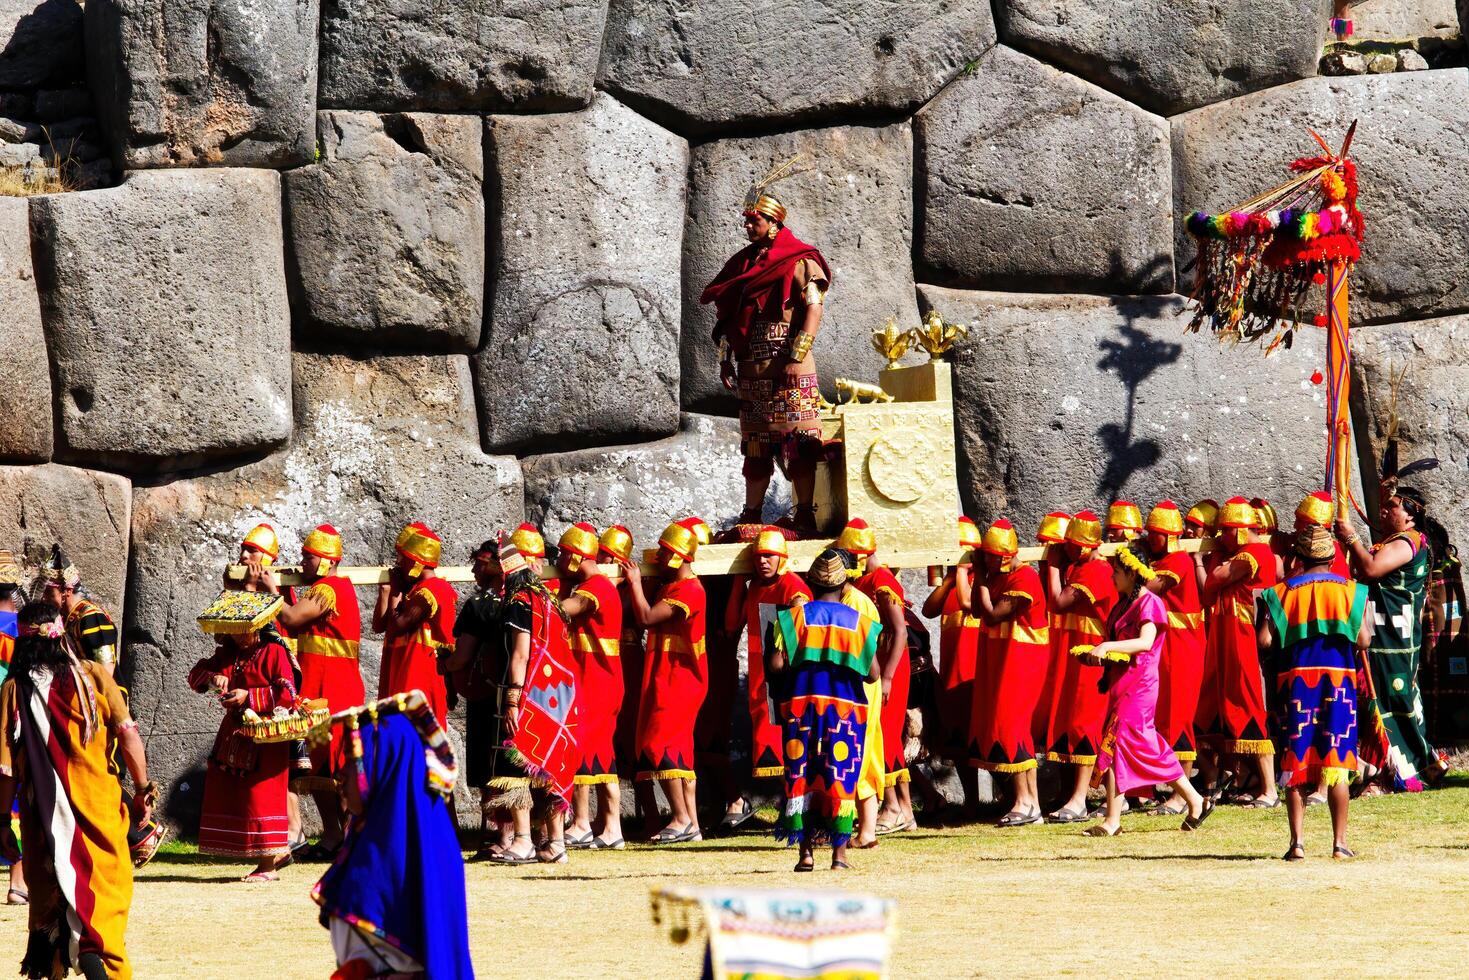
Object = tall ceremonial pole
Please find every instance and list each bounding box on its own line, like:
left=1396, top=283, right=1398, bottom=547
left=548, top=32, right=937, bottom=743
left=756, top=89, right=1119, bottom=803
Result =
left=1323, top=256, right=1352, bottom=513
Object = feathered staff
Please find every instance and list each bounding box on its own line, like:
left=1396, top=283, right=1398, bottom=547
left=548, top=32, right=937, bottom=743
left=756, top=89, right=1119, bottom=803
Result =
left=1183, top=123, right=1365, bottom=513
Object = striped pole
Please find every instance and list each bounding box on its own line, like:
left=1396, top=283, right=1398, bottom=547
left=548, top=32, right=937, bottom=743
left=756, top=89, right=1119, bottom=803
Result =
left=1323, top=259, right=1352, bottom=509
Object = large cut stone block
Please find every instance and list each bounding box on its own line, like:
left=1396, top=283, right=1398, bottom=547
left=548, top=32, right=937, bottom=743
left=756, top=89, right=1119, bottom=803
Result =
left=1172, top=71, right=1469, bottom=324
left=127, top=352, right=522, bottom=819
left=284, top=111, right=485, bottom=352
left=995, top=0, right=1330, bottom=116
left=0, top=0, right=83, bottom=90
left=30, top=169, right=292, bottom=474
left=0, top=198, right=51, bottom=462
left=599, top=0, right=996, bottom=135
left=1352, top=315, right=1469, bottom=557
left=919, top=285, right=1342, bottom=536
left=683, top=122, right=921, bottom=412
left=318, top=0, right=608, bottom=112
left=476, top=93, right=685, bottom=452
left=916, top=46, right=1173, bottom=295
left=522, top=413, right=790, bottom=547
left=0, top=463, right=129, bottom=615
left=85, top=0, right=318, bottom=168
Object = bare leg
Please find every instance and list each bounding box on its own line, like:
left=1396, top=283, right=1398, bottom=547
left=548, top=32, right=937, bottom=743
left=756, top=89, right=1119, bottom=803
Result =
left=744, top=468, right=774, bottom=515
left=877, top=786, right=902, bottom=826
left=1253, top=754, right=1278, bottom=805
left=1170, top=774, right=1204, bottom=820
left=1014, top=768, right=1039, bottom=813
left=635, top=780, right=660, bottom=837
left=568, top=785, right=593, bottom=839
left=659, top=778, right=691, bottom=836
left=1328, top=780, right=1350, bottom=851
left=310, top=789, right=344, bottom=849
left=1285, top=785, right=1305, bottom=851
left=503, top=809, right=534, bottom=860
left=9, top=856, right=26, bottom=898
left=831, top=839, right=850, bottom=869
left=854, top=794, right=879, bottom=847
left=895, top=779, right=914, bottom=825
left=1057, top=763, right=1094, bottom=815
left=791, top=471, right=816, bottom=512
left=1096, top=771, right=1122, bottom=834
left=598, top=782, right=623, bottom=842
left=681, top=778, right=701, bottom=839
left=286, top=791, right=302, bottom=842
left=252, top=857, right=279, bottom=878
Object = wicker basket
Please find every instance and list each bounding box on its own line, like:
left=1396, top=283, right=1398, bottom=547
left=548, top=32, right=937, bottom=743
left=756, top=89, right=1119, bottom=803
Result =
left=242, top=699, right=330, bottom=744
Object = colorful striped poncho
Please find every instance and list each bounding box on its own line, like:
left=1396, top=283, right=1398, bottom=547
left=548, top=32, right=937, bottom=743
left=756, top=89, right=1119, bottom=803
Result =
left=773, top=600, right=880, bottom=848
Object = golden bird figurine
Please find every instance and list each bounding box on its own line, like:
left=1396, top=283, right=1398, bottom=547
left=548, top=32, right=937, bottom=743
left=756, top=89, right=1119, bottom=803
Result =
left=911, top=309, right=968, bottom=361
left=870, top=316, right=914, bottom=368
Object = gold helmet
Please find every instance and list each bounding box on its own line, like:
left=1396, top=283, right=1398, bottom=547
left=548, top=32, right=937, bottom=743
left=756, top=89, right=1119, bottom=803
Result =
left=598, top=525, right=634, bottom=564
left=1106, top=501, right=1143, bottom=539
left=1037, top=512, right=1071, bottom=544
left=1251, top=497, right=1278, bottom=532
left=957, top=516, right=983, bottom=550
left=658, top=522, right=699, bottom=569
left=835, top=518, right=876, bottom=556
left=1295, top=491, right=1335, bottom=529
left=395, top=522, right=442, bottom=569
left=677, top=516, right=712, bottom=548
left=1064, top=510, right=1103, bottom=549
left=981, top=519, right=1019, bottom=569
left=1185, top=499, right=1219, bottom=531
left=301, top=524, right=343, bottom=564
left=511, top=523, right=546, bottom=560
left=241, top=523, right=280, bottom=565
left=1145, top=502, right=1181, bottom=549
left=559, top=522, right=600, bottom=562
left=1218, top=497, right=1260, bottom=530
left=742, top=154, right=804, bottom=223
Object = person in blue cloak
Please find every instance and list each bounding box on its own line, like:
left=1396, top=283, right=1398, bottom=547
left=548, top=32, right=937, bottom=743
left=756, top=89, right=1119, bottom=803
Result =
left=311, top=691, right=474, bottom=979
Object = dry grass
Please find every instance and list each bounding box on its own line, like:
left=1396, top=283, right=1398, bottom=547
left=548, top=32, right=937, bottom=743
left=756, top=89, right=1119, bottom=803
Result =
left=2, top=779, right=1466, bottom=977
left=0, top=165, right=72, bottom=197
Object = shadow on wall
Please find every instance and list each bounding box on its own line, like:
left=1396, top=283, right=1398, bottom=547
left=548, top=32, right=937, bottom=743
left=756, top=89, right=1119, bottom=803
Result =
left=1092, top=251, right=1179, bottom=501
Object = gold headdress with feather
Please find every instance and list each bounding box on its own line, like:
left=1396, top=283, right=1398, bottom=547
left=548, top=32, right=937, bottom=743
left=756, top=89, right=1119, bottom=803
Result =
left=742, top=154, right=805, bottom=223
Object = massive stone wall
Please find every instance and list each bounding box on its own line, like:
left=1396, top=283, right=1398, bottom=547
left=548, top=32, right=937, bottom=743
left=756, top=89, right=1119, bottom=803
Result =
left=1, top=0, right=1465, bottom=820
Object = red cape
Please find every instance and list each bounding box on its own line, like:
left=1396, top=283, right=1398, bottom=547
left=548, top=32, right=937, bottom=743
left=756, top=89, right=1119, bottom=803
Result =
left=699, top=226, right=831, bottom=355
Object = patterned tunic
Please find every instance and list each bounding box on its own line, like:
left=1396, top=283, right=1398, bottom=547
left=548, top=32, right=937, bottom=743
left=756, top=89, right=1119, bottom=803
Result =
left=1365, top=530, right=1435, bottom=789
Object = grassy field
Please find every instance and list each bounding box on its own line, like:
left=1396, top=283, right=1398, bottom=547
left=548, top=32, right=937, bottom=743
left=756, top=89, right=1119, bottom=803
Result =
left=3, top=778, right=1466, bottom=978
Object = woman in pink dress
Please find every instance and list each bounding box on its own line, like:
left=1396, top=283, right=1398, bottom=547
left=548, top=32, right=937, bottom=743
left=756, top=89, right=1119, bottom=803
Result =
left=1081, top=546, right=1214, bottom=837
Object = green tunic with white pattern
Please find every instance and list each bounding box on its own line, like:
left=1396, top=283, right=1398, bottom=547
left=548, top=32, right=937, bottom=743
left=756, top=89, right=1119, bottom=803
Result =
left=1366, top=530, right=1435, bottom=788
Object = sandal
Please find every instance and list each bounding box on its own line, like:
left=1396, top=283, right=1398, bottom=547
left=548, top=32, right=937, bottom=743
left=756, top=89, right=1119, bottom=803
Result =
left=649, top=823, right=694, bottom=844
left=1046, top=806, right=1089, bottom=824
left=997, top=808, right=1042, bottom=828
left=490, top=834, right=538, bottom=865
left=1209, top=773, right=1236, bottom=804
left=1082, top=824, right=1122, bottom=837
left=6, top=888, right=27, bottom=905
left=241, top=871, right=279, bottom=883
left=831, top=859, right=852, bottom=870
left=718, top=799, right=756, bottom=833
left=1243, top=796, right=1280, bottom=809
left=538, top=840, right=568, bottom=864
left=874, top=820, right=900, bottom=836
left=1332, top=845, right=1356, bottom=861
left=1283, top=842, right=1306, bottom=862
left=1304, top=793, right=1327, bottom=808
left=853, top=837, right=880, bottom=850
left=297, top=841, right=341, bottom=863
left=564, top=830, right=595, bottom=850
left=588, top=836, right=626, bottom=850
left=794, top=856, right=815, bottom=873
left=1151, top=802, right=1188, bottom=817
left=1181, top=799, right=1216, bottom=832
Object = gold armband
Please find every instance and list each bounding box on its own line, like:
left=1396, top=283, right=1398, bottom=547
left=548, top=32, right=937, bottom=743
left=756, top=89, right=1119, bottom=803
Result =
left=802, top=280, right=826, bottom=307
left=716, top=337, right=731, bottom=362
left=789, top=332, right=814, bottom=362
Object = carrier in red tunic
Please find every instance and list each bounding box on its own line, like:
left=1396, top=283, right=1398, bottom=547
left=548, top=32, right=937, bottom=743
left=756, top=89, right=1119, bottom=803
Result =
left=293, top=574, right=366, bottom=767
left=188, top=637, right=297, bottom=858
left=970, top=563, right=1049, bottom=772
left=856, top=567, right=910, bottom=786
left=1152, top=550, right=1206, bottom=762
left=567, top=573, right=623, bottom=783
left=1045, top=558, right=1118, bottom=764
left=741, top=570, right=813, bottom=778
left=938, top=586, right=982, bottom=761
left=636, top=576, right=709, bottom=780
left=379, top=576, right=456, bottom=728
left=1199, top=542, right=1277, bottom=755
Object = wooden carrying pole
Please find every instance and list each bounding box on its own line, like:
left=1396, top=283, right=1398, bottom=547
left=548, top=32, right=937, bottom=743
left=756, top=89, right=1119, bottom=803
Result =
left=226, top=536, right=1217, bottom=588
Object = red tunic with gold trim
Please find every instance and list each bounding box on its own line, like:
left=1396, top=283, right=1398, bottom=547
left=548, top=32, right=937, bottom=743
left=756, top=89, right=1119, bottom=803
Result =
left=636, top=577, right=708, bottom=780
left=613, top=584, right=644, bottom=776
left=856, top=568, right=910, bottom=785
left=188, top=638, right=297, bottom=858
left=970, top=564, right=1049, bottom=772
left=1198, top=542, right=1277, bottom=755
left=1152, top=550, right=1206, bottom=762
left=742, top=571, right=813, bottom=778
left=567, top=573, right=623, bottom=783
left=378, top=576, right=456, bottom=728
left=938, top=586, right=982, bottom=760
left=293, top=575, right=365, bottom=768
left=1045, top=559, right=1118, bottom=764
